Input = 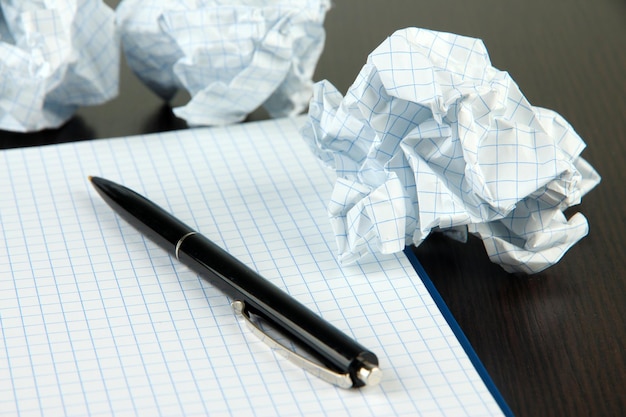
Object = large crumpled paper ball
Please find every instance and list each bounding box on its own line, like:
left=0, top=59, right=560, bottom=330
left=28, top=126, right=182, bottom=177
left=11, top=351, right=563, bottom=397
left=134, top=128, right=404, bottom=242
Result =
left=0, top=0, right=119, bottom=132
left=302, top=27, right=601, bottom=274
left=116, top=0, right=331, bottom=126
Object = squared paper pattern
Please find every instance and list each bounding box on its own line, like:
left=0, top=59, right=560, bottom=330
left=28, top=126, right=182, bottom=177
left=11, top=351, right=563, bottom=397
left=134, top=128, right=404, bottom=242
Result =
left=0, top=117, right=504, bottom=416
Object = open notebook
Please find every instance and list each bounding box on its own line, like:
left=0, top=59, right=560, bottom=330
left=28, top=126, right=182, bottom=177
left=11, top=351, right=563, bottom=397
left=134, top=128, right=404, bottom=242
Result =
left=0, top=116, right=511, bottom=416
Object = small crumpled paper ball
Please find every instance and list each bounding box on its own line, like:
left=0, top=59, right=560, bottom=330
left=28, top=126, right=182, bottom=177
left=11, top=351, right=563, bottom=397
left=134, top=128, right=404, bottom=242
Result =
left=116, top=0, right=331, bottom=126
left=302, top=27, right=601, bottom=274
left=0, top=0, right=119, bottom=132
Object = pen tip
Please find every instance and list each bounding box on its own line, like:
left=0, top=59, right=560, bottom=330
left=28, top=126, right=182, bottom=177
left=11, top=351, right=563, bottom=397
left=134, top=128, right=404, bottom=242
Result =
left=88, top=175, right=93, bottom=182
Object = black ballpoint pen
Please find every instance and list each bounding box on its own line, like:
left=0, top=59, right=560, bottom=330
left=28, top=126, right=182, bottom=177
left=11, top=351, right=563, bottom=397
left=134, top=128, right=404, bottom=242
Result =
left=88, top=176, right=382, bottom=388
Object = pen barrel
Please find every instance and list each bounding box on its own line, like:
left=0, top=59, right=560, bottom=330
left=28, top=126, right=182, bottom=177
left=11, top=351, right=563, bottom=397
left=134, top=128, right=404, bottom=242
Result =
left=90, top=176, right=194, bottom=248
left=177, top=233, right=378, bottom=386
left=89, top=177, right=378, bottom=387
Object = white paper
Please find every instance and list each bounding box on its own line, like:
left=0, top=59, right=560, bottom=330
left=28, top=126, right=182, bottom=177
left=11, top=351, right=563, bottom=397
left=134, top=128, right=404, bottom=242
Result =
left=0, top=117, right=507, bottom=416
left=0, top=0, right=119, bottom=132
left=302, top=27, right=601, bottom=274
left=116, top=0, right=330, bottom=126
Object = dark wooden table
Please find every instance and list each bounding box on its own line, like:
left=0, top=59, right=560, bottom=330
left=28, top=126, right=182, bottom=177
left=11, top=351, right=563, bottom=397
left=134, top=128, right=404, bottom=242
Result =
left=2, top=1, right=624, bottom=416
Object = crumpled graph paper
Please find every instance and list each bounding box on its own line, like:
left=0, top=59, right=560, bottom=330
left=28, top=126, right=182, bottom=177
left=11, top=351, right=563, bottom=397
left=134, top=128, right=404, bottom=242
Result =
left=116, top=0, right=330, bottom=126
left=0, top=0, right=119, bottom=132
left=302, top=27, right=601, bottom=274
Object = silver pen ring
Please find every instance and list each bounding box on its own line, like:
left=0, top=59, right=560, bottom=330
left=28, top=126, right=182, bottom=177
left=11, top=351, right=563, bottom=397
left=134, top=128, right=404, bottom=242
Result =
left=175, top=231, right=198, bottom=260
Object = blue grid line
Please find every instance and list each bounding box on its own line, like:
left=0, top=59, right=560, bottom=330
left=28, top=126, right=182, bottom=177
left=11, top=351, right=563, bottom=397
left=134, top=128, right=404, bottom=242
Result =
left=1, top=152, right=41, bottom=417
left=150, top=132, right=225, bottom=417
left=119, top=134, right=206, bottom=416
left=186, top=127, right=283, bottom=416
left=85, top=140, right=153, bottom=416
left=256, top=119, right=342, bottom=413
left=217, top=122, right=310, bottom=415
left=18, top=147, right=86, bottom=416
left=45, top=144, right=118, bottom=415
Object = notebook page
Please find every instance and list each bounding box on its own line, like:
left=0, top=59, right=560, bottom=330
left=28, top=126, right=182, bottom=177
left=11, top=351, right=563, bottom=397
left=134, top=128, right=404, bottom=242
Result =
left=0, top=116, right=505, bottom=416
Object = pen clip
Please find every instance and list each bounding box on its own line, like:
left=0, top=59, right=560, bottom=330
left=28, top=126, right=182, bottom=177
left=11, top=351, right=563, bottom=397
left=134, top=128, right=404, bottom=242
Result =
left=232, top=300, right=354, bottom=389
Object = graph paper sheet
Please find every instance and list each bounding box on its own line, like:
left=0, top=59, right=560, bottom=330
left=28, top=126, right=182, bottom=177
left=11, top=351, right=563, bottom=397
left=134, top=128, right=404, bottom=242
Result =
left=0, top=116, right=509, bottom=416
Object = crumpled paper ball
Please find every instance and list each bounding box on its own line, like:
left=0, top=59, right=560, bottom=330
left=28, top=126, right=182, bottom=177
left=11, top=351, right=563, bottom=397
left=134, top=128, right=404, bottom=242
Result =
left=0, top=0, right=119, bottom=132
left=116, top=0, right=331, bottom=126
left=302, top=27, right=601, bottom=274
